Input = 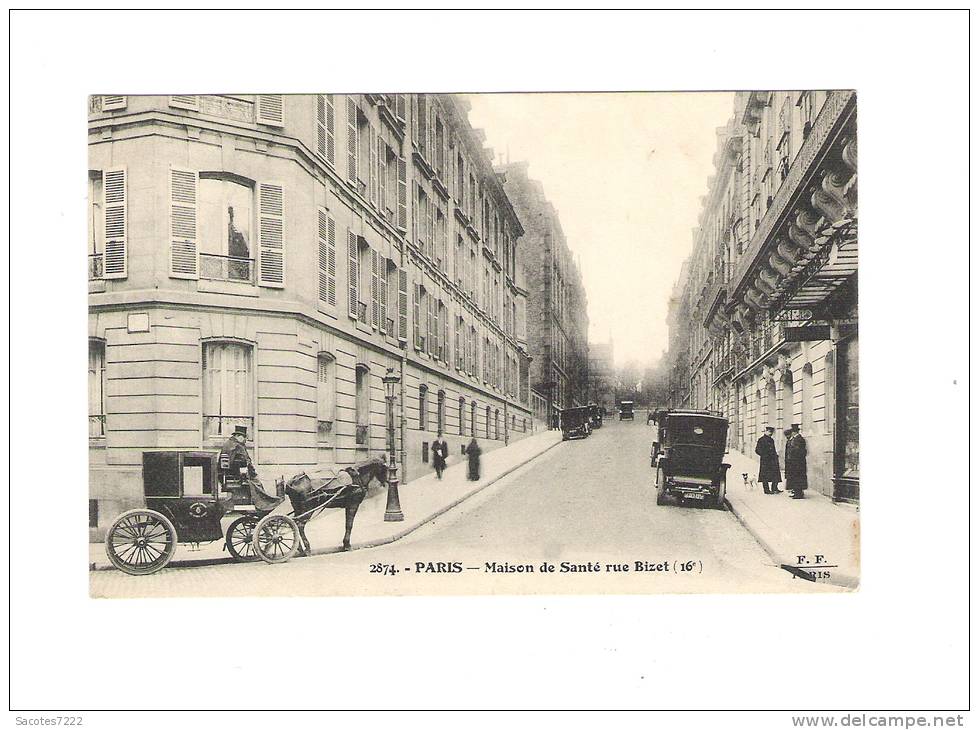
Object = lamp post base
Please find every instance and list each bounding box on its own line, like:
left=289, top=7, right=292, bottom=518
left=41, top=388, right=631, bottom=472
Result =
left=384, top=460, right=404, bottom=522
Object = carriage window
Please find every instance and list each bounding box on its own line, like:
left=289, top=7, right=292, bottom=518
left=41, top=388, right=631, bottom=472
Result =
left=89, top=339, right=106, bottom=437
left=202, top=341, right=254, bottom=439
left=316, top=353, right=336, bottom=443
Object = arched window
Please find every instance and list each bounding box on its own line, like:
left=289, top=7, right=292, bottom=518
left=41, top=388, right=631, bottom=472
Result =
left=470, top=401, right=477, bottom=437
left=203, top=340, right=254, bottom=440
left=418, top=385, right=428, bottom=431
left=316, top=353, right=336, bottom=444
left=494, top=409, right=500, bottom=440
left=88, top=339, right=106, bottom=437
left=355, top=364, right=370, bottom=446
left=459, top=396, right=466, bottom=436
left=437, top=390, right=446, bottom=433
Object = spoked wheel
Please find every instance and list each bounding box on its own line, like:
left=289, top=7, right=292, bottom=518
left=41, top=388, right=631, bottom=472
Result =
left=105, top=509, right=177, bottom=576
left=225, top=515, right=260, bottom=562
left=252, top=514, right=300, bottom=564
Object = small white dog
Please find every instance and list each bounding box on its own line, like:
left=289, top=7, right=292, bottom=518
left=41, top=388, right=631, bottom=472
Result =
left=742, top=472, right=757, bottom=491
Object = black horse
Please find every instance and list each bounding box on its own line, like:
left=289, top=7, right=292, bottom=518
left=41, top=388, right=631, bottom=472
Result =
left=283, top=457, right=388, bottom=554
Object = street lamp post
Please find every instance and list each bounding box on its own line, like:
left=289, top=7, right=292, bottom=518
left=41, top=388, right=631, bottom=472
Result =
left=382, top=368, right=404, bottom=522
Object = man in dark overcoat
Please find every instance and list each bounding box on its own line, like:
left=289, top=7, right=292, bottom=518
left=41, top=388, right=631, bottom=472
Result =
left=219, top=424, right=257, bottom=480
left=754, top=425, right=782, bottom=494
left=784, top=425, right=808, bottom=499
left=432, top=431, right=449, bottom=480
left=465, top=438, right=482, bottom=481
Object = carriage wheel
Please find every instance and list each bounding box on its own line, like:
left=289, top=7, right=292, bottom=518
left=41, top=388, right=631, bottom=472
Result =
left=225, top=515, right=260, bottom=562
left=105, top=509, right=177, bottom=576
left=252, top=514, right=300, bottom=564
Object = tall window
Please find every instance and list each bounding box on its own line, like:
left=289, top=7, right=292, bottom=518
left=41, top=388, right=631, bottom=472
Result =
left=459, top=396, right=466, bottom=435
left=419, top=385, right=428, bottom=430
left=199, top=175, right=254, bottom=282
left=437, top=390, right=446, bottom=433
left=801, top=363, right=813, bottom=435
left=494, top=409, right=500, bottom=440
left=203, top=341, right=254, bottom=439
left=485, top=405, right=491, bottom=438
left=316, top=353, right=336, bottom=444
left=88, top=172, right=104, bottom=279
left=470, top=401, right=477, bottom=437
left=88, top=340, right=105, bottom=437
left=355, top=365, right=370, bottom=446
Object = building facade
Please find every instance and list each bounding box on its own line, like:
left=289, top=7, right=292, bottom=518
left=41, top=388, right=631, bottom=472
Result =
left=87, top=93, right=533, bottom=538
left=500, top=162, right=590, bottom=422
left=587, top=340, right=615, bottom=412
left=662, top=90, right=858, bottom=502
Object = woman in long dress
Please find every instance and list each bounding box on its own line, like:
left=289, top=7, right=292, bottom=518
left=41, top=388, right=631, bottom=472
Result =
left=465, top=438, right=482, bottom=481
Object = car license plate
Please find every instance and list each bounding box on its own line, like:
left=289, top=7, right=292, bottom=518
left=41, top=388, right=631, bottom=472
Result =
left=685, top=493, right=705, bottom=500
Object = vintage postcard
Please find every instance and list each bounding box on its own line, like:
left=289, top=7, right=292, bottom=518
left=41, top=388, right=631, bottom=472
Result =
left=87, top=90, right=858, bottom=597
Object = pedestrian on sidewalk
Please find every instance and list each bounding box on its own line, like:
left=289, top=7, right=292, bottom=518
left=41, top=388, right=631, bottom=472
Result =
left=465, top=437, right=482, bottom=481
left=785, top=424, right=808, bottom=499
left=432, top=431, right=449, bottom=480
left=754, top=425, right=782, bottom=494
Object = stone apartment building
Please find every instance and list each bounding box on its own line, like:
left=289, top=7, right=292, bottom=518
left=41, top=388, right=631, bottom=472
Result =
left=499, top=162, right=590, bottom=423
left=587, top=340, right=615, bottom=413
left=662, top=90, right=857, bottom=502
left=87, top=93, right=533, bottom=538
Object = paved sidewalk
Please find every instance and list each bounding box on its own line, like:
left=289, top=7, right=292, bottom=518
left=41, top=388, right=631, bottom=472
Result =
left=723, top=449, right=860, bottom=589
left=90, top=429, right=564, bottom=571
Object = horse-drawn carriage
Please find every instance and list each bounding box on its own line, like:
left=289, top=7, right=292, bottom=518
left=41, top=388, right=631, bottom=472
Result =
left=103, top=450, right=386, bottom=575
left=653, top=410, right=731, bottom=509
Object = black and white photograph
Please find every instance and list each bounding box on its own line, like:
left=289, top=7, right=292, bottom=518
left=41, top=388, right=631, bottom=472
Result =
left=85, top=89, right=859, bottom=597
left=8, top=8, right=970, bottom=720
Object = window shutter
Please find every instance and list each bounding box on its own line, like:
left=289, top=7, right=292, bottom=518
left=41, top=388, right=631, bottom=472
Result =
left=325, top=95, right=336, bottom=166
left=168, top=166, right=197, bottom=279
left=258, top=182, right=285, bottom=287
left=395, top=94, right=407, bottom=122
left=368, top=128, right=378, bottom=207
left=398, top=269, right=408, bottom=342
left=315, top=94, right=327, bottom=159
left=397, top=156, right=407, bottom=231
left=379, top=260, right=388, bottom=335
left=346, top=97, right=358, bottom=184
left=347, top=230, right=359, bottom=319
left=427, top=293, right=435, bottom=357
left=370, top=248, right=380, bottom=329
left=413, top=283, right=421, bottom=350
left=377, top=137, right=386, bottom=214
left=317, top=207, right=337, bottom=306
left=441, top=303, right=449, bottom=362
left=170, top=95, right=198, bottom=111
left=102, top=95, right=127, bottom=111
left=103, top=166, right=128, bottom=279
left=427, top=197, right=435, bottom=260
left=257, top=94, right=285, bottom=126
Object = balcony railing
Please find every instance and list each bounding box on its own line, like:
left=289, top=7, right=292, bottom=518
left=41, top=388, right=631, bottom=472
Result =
left=200, top=253, right=255, bottom=283
left=89, top=414, right=105, bottom=437
left=88, top=254, right=103, bottom=281
left=203, top=415, right=254, bottom=440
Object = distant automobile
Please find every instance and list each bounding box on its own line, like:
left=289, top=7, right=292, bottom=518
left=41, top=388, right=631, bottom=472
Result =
left=619, top=400, right=635, bottom=421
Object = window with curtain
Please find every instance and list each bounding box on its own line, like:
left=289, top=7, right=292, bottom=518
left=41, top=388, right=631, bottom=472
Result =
left=316, top=353, right=336, bottom=443
left=202, top=341, right=254, bottom=439
left=199, top=176, right=254, bottom=282
left=89, top=340, right=105, bottom=437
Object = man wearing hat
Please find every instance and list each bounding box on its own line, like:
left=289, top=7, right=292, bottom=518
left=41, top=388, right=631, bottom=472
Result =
left=219, top=425, right=257, bottom=481
left=784, top=424, right=808, bottom=499
left=754, top=425, right=782, bottom=494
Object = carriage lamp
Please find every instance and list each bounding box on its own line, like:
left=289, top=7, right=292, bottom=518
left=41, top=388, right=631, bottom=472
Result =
left=382, top=368, right=404, bottom=522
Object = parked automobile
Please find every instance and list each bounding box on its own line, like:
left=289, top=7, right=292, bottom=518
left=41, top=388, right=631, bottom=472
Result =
left=653, top=409, right=730, bottom=509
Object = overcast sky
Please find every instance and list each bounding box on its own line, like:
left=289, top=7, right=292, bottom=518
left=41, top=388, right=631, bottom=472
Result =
left=465, top=92, right=735, bottom=368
